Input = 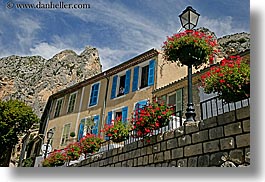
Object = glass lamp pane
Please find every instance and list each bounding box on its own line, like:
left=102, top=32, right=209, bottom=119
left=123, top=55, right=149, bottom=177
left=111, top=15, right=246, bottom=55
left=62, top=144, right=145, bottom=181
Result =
left=180, top=11, right=189, bottom=28
left=190, top=11, right=199, bottom=28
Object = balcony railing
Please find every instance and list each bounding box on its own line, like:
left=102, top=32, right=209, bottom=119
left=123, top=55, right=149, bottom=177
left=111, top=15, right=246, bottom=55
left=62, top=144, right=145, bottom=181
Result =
left=98, top=110, right=183, bottom=153
left=200, top=96, right=250, bottom=120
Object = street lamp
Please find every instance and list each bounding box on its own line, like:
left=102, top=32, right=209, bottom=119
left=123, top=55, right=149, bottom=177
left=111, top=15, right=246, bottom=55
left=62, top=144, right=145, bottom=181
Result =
left=179, top=6, right=200, bottom=122
left=44, top=128, right=54, bottom=159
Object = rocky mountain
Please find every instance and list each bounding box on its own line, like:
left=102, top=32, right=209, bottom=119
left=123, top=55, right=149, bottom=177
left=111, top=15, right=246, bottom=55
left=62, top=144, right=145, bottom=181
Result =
left=197, top=27, right=250, bottom=58
left=0, top=46, right=102, bottom=118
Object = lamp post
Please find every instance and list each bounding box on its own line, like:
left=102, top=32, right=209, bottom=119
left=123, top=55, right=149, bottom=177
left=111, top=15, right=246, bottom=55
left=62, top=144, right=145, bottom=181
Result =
left=44, top=128, right=54, bottom=159
left=179, top=6, right=200, bottom=122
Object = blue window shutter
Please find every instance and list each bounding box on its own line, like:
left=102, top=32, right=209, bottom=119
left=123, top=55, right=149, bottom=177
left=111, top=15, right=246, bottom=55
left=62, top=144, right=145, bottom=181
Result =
left=107, top=111, right=112, bottom=125
left=92, top=115, right=100, bottom=135
left=78, top=119, right=85, bottom=141
left=124, top=70, right=131, bottom=94
left=132, top=66, right=139, bottom=92
left=122, top=106, right=128, bottom=123
left=148, top=60, right=155, bottom=86
left=111, top=75, right=118, bottom=99
left=89, top=83, right=100, bottom=106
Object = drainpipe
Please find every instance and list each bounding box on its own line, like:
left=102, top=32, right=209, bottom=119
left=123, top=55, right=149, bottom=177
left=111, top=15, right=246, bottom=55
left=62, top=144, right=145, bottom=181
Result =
left=101, top=72, right=109, bottom=138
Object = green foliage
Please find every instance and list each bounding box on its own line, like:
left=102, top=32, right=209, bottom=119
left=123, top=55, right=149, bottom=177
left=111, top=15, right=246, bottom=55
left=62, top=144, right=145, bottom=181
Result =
left=101, top=117, right=131, bottom=143
left=0, top=99, right=39, bottom=166
left=22, top=157, right=34, bottom=167
left=70, top=131, right=76, bottom=138
left=200, top=56, right=250, bottom=103
left=162, top=29, right=217, bottom=68
left=79, top=134, right=103, bottom=154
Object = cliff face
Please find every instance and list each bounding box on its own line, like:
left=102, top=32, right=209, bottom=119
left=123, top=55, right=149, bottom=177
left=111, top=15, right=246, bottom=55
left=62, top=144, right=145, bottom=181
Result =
left=0, top=46, right=102, bottom=118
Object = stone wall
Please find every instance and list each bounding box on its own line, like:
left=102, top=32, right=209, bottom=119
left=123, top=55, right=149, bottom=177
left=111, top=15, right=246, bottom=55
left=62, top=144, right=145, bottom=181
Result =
left=71, top=101, right=250, bottom=168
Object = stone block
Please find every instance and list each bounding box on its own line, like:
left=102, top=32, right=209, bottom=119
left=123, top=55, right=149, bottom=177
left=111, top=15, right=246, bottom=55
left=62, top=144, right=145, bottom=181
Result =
left=242, top=119, right=250, bottom=132
left=188, top=157, right=197, bottom=167
left=236, top=106, right=250, bottom=120
left=122, top=161, right=128, bottom=167
left=127, top=159, right=133, bottom=167
left=185, top=122, right=200, bottom=134
left=245, top=148, right=250, bottom=163
left=172, top=148, right=183, bottom=159
left=164, top=130, right=175, bottom=140
left=141, top=147, right=147, bottom=156
left=157, top=133, right=164, bottom=142
left=148, top=154, right=154, bottom=164
left=184, top=143, right=202, bottom=157
left=220, top=137, right=234, bottom=150
left=113, top=155, right=119, bottom=163
left=154, top=152, right=163, bottom=163
left=200, top=117, right=217, bottom=130
left=192, top=130, right=209, bottom=143
left=177, top=158, right=187, bottom=167
left=224, top=122, right=242, bottom=136
left=164, top=150, right=171, bottom=161
left=210, top=152, right=228, bottom=166
left=137, top=156, right=143, bottom=166
left=112, top=148, right=118, bottom=156
left=118, top=154, right=124, bottom=161
left=143, top=155, right=149, bottom=165
left=115, top=162, right=122, bottom=167
left=229, top=149, right=244, bottom=164
left=209, top=126, right=224, bottom=139
left=169, top=160, right=177, bottom=167
left=236, top=133, right=250, bottom=148
left=161, top=141, right=167, bottom=151
left=178, top=135, right=191, bottom=147
left=175, top=126, right=185, bottom=137
left=133, top=158, right=137, bottom=166
left=153, top=143, right=161, bottom=153
left=167, top=138, right=178, bottom=149
left=162, top=162, right=168, bottom=167
left=217, top=111, right=236, bottom=125
left=147, top=145, right=153, bottom=155
left=198, top=155, right=209, bottom=167
left=203, top=140, right=220, bottom=153
left=150, top=135, right=157, bottom=144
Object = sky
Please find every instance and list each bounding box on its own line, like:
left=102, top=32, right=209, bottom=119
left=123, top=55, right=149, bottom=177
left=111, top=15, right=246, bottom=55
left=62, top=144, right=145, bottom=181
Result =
left=0, top=0, right=250, bottom=71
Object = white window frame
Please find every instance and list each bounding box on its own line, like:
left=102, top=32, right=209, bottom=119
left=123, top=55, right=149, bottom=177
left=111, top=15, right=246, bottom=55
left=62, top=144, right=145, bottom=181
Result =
left=138, top=62, right=149, bottom=90
left=116, top=71, right=126, bottom=98
left=60, top=123, right=71, bottom=146
left=67, top=91, right=78, bottom=113
left=54, top=97, right=64, bottom=118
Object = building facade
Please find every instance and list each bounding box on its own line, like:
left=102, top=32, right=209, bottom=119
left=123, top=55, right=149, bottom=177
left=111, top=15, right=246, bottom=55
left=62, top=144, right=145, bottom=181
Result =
left=36, top=48, right=250, bottom=155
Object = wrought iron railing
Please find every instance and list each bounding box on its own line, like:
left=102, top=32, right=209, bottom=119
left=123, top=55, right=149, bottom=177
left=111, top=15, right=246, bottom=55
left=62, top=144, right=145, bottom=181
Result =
left=200, top=96, right=250, bottom=120
left=98, top=110, right=183, bottom=153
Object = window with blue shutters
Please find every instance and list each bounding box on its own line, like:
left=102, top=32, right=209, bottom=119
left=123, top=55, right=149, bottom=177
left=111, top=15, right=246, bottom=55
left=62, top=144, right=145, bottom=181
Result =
left=132, top=66, right=139, bottom=92
left=132, top=60, right=155, bottom=92
left=78, top=119, right=85, bottom=141
left=122, top=106, right=128, bottom=123
left=92, top=115, right=100, bottom=135
left=111, top=75, right=118, bottom=99
left=89, top=82, right=100, bottom=107
left=111, top=69, right=131, bottom=99
left=134, top=100, right=148, bottom=119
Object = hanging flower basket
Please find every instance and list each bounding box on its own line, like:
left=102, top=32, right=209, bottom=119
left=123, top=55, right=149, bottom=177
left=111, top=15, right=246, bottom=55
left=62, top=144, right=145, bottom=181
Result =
left=65, top=142, right=82, bottom=161
left=41, top=149, right=67, bottom=167
left=162, top=29, right=217, bottom=67
left=200, top=55, right=250, bottom=103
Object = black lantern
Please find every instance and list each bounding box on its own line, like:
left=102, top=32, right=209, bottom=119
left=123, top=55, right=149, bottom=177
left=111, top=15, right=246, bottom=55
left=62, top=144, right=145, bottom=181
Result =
left=179, top=6, right=200, bottom=30
left=179, top=6, right=200, bottom=122
left=44, top=128, right=54, bottom=159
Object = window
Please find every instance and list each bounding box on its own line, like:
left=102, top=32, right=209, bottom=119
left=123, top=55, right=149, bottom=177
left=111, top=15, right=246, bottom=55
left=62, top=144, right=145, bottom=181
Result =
left=89, top=82, right=100, bottom=107
left=78, top=115, right=100, bottom=140
left=111, top=69, right=131, bottom=99
left=107, top=106, right=128, bottom=125
left=132, top=59, right=155, bottom=92
left=67, top=92, right=77, bottom=113
left=167, top=88, right=183, bottom=116
left=61, top=123, right=70, bottom=146
left=49, top=127, right=56, bottom=146
left=54, top=98, right=63, bottom=118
